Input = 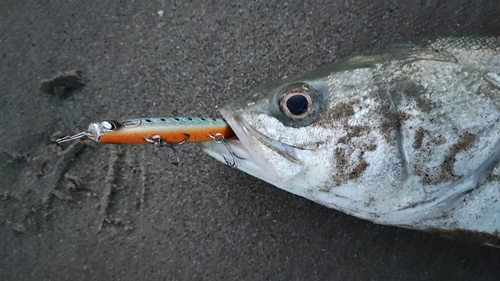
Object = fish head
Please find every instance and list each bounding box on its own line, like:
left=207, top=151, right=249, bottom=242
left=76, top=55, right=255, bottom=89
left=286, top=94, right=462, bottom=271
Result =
left=203, top=58, right=388, bottom=207
left=217, top=80, right=328, bottom=188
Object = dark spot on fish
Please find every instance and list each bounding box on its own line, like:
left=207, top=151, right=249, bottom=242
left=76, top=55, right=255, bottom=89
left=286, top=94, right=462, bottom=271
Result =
left=441, top=132, right=476, bottom=176
left=364, top=143, right=377, bottom=151
left=417, top=132, right=476, bottom=185
left=318, top=186, right=331, bottom=193
left=333, top=148, right=369, bottom=185
left=349, top=125, right=364, bottom=136
left=364, top=196, right=375, bottom=208
left=334, top=147, right=348, bottom=167
left=337, top=125, right=369, bottom=144
left=485, top=168, right=500, bottom=183
left=430, top=135, right=446, bottom=146
left=392, top=81, right=434, bottom=113
left=380, top=119, right=396, bottom=141
left=333, top=147, right=348, bottom=186
left=413, top=127, right=426, bottom=149
left=313, top=101, right=356, bottom=137
left=380, top=110, right=408, bottom=142
left=330, top=102, right=355, bottom=119
left=375, top=89, right=406, bottom=138
left=349, top=152, right=369, bottom=180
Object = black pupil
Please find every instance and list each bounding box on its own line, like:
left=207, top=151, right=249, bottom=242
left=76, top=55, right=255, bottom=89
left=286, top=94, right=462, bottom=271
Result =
left=286, top=94, right=308, bottom=115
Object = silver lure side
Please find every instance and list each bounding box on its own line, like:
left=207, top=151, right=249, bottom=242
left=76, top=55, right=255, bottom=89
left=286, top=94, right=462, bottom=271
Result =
left=202, top=37, right=500, bottom=246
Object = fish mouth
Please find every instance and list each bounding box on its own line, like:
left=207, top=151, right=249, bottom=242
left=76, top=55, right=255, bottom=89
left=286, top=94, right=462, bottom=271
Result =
left=201, top=105, right=301, bottom=182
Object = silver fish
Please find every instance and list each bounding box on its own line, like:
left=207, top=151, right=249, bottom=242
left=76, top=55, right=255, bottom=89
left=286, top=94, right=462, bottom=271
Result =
left=202, top=37, right=500, bottom=246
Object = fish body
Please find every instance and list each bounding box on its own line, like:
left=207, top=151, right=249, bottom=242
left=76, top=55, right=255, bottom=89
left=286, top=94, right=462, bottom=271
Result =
left=202, top=37, right=500, bottom=245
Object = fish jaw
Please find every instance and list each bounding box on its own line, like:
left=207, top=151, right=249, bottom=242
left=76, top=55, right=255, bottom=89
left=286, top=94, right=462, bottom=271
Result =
left=201, top=108, right=272, bottom=184
left=202, top=105, right=330, bottom=199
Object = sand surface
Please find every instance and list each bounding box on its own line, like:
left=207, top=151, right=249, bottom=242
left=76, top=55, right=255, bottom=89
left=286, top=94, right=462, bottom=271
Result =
left=1, top=1, right=500, bottom=280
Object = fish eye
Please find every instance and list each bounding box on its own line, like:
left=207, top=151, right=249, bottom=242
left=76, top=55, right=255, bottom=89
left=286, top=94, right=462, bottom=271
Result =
left=278, top=83, right=318, bottom=120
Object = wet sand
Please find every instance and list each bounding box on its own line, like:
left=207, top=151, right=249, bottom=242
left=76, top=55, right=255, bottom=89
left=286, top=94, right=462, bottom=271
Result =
left=1, top=1, right=500, bottom=280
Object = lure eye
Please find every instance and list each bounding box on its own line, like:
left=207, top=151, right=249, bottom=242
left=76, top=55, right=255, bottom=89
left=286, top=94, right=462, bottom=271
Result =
left=100, top=120, right=119, bottom=131
left=278, top=83, right=319, bottom=120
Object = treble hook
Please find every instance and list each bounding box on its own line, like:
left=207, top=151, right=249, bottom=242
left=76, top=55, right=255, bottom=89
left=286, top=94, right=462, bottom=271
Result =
left=209, top=133, right=243, bottom=168
left=145, top=134, right=190, bottom=166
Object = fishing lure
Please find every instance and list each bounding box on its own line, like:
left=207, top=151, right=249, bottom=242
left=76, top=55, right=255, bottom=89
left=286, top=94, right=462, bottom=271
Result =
left=55, top=117, right=237, bottom=165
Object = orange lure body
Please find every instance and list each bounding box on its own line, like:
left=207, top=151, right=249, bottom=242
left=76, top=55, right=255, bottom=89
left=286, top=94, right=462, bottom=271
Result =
left=94, top=117, right=235, bottom=144
left=56, top=117, right=235, bottom=145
